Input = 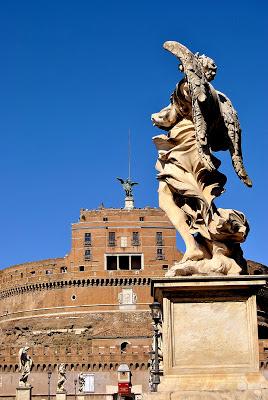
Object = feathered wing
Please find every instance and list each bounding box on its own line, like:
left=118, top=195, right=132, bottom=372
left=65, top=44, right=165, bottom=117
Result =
left=217, top=91, right=252, bottom=187
left=163, top=41, right=216, bottom=171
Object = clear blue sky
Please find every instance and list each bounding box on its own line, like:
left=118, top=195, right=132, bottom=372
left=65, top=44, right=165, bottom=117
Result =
left=0, top=0, right=267, bottom=268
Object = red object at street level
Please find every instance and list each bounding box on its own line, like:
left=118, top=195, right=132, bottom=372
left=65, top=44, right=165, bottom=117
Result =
left=118, top=382, right=131, bottom=395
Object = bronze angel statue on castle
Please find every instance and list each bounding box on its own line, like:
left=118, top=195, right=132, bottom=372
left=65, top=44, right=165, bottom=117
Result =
left=152, top=41, right=252, bottom=276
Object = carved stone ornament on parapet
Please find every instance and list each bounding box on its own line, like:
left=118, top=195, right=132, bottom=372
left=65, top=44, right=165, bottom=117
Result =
left=57, top=363, right=67, bottom=392
left=18, top=346, right=33, bottom=387
left=118, top=288, right=137, bottom=305
left=152, top=41, right=252, bottom=277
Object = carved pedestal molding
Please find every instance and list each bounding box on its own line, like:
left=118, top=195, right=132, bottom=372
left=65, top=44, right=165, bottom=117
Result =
left=144, top=275, right=268, bottom=400
left=16, top=386, right=32, bottom=400
left=56, top=391, right=67, bottom=400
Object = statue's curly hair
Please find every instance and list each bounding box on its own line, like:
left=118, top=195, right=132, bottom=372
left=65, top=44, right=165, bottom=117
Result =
left=195, top=53, right=217, bottom=81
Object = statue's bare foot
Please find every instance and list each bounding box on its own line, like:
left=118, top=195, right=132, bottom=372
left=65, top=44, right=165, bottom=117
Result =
left=181, top=244, right=206, bottom=263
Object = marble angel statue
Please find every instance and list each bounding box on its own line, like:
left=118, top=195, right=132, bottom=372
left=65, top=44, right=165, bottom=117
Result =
left=152, top=41, right=252, bottom=276
left=78, top=373, right=85, bottom=393
left=18, top=347, right=33, bottom=387
left=57, top=363, right=67, bottom=392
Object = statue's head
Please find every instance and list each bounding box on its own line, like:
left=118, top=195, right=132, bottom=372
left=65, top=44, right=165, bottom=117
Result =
left=151, top=102, right=179, bottom=130
left=195, top=53, right=217, bottom=82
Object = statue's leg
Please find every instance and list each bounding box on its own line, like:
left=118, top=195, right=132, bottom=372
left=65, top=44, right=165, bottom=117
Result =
left=159, top=182, right=205, bottom=261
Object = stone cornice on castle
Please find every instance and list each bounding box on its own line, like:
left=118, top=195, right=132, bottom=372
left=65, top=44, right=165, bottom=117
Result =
left=0, top=276, right=152, bottom=300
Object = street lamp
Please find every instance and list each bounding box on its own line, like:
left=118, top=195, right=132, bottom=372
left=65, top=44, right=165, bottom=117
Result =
left=149, top=301, right=161, bottom=323
left=149, top=301, right=161, bottom=392
left=47, top=368, right=52, bottom=400
left=74, top=377, right=77, bottom=400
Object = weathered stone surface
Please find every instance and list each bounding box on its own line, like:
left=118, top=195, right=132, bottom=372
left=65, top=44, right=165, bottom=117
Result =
left=173, top=301, right=250, bottom=368
left=16, top=386, right=32, bottom=400
left=56, top=392, right=67, bottom=400
left=151, top=276, right=268, bottom=397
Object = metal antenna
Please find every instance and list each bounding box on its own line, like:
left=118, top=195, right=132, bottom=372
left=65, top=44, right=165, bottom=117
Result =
left=128, top=128, right=131, bottom=180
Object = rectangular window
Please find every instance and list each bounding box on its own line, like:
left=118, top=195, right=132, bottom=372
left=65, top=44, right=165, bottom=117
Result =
left=106, top=254, right=142, bottom=270
left=84, top=374, right=95, bottom=393
left=156, top=248, right=164, bottom=260
left=84, top=233, right=91, bottom=246
left=156, top=232, right=163, bottom=246
left=79, top=265, right=85, bottom=272
left=139, top=216, right=144, bottom=221
left=131, top=255, right=142, bottom=270
left=119, top=255, right=129, bottom=270
left=106, top=255, right=117, bottom=270
left=103, top=217, right=108, bottom=222
left=108, top=232, right=116, bottom=246
left=120, top=236, right=128, bottom=248
left=85, top=250, right=91, bottom=261
left=61, top=266, right=67, bottom=273
left=132, top=232, right=140, bottom=246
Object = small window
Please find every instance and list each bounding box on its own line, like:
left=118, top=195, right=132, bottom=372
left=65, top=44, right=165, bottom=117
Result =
left=85, top=250, right=91, bottom=261
left=71, top=295, right=76, bottom=300
left=46, top=270, right=52, bottom=275
left=103, top=217, right=108, bottom=222
left=61, top=266, right=67, bottom=273
left=120, top=342, right=129, bottom=353
left=79, top=265, right=85, bottom=272
left=30, top=271, right=35, bottom=275
left=139, top=216, right=144, bottom=221
left=132, top=232, right=140, bottom=246
left=84, top=233, right=91, bottom=246
left=156, top=248, right=164, bottom=260
left=156, top=232, right=163, bottom=246
left=20, top=273, right=23, bottom=278
left=162, top=264, right=168, bottom=270
left=108, top=232, right=116, bottom=247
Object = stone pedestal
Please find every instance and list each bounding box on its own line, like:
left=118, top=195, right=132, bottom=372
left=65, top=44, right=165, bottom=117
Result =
left=56, top=391, right=67, bottom=400
left=144, top=275, right=268, bottom=399
left=16, top=386, right=32, bottom=400
left=124, top=196, right=134, bottom=210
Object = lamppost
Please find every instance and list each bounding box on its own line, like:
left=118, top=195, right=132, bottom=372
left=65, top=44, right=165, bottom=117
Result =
left=47, top=368, right=52, bottom=400
left=74, top=377, right=77, bottom=400
left=149, top=301, right=161, bottom=392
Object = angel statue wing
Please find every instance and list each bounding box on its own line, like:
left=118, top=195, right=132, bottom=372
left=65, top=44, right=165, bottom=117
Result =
left=18, top=347, right=24, bottom=371
left=163, top=41, right=252, bottom=187
left=163, top=41, right=216, bottom=172
left=217, top=91, right=252, bottom=187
